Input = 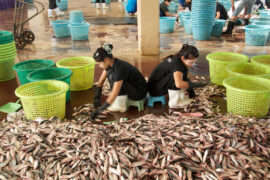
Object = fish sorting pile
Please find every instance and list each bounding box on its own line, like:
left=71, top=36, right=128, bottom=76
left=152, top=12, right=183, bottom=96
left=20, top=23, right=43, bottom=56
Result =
left=0, top=84, right=269, bottom=179
left=1, top=111, right=270, bottom=179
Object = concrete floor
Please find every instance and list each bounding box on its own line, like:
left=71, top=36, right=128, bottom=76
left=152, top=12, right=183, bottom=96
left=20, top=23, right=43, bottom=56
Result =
left=0, top=0, right=269, bottom=120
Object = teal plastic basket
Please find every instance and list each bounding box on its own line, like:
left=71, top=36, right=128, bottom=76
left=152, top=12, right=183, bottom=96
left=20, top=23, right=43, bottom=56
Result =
left=27, top=68, right=72, bottom=101
left=245, top=25, right=270, bottom=46
left=13, top=60, right=56, bottom=85
left=160, top=17, right=176, bottom=33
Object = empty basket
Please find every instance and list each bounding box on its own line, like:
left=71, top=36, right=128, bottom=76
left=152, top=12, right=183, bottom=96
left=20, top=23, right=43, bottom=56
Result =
left=251, top=55, right=270, bottom=68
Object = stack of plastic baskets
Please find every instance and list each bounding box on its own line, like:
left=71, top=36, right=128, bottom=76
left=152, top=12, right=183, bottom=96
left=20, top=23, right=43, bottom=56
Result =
left=183, top=17, right=193, bottom=35
left=168, top=2, right=178, bottom=13
left=191, top=0, right=216, bottom=40
left=70, top=10, right=84, bottom=23
left=51, top=20, right=71, bottom=38
left=244, top=25, right=270, bottom=46
left=56, top=0, right=68, bottom=11
left=206, top=52, right=249, bottom=86
left=179, top=11, right=191, bottom=27
left=0, top=31, right=16, bottom=82
left=259, top=9, right=270, bottom=17
left=13, top=60, right=56, bottom=85
left=160, top=17, right=177, bottom=33
left=223, top=76, right=270, bottom=118
left=27, top=68, right=72, bottom=102
left=250, top=18, right=270, bottom=25
left=226, top=61, right=270, bottom=78
left=212, top=19, right=226, bottom=37
left=56, top=57, right=96, bottom=91
left=251, top=55, right=270, bottom=68
left=15, top=80, right=69, bottom=119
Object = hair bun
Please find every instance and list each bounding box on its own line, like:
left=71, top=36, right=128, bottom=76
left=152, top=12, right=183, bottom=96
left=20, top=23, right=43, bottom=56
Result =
left=102, top=43, right=113, bottom=55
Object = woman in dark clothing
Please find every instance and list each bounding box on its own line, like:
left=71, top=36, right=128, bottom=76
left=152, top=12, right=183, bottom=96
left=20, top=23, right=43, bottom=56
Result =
left=216, top=2, right=228, bottom=20
left=91, top=44, right=147, bottom=119
left=160, top=0, right=174, bottom=17
left=147, top=44, right=206, bottom=108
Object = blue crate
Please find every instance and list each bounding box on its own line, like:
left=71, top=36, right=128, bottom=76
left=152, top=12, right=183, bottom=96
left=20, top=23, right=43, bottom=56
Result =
left=160, top=17, right=176, bottom=33
left=245, top=25, right=270, bottom=46
left=183, top=17, right=193, bottom=34
left=51, top=20, right=71, bottom=38
left=212, top=19, right=226, bottom=37
left=69, top=23, right=90, bottom=41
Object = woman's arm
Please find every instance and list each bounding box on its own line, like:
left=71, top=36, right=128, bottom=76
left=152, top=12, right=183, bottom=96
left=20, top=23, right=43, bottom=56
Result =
left=97, top=70, right=107, bottom=87
left=106, top=80, right=123, bottom=104
left=173, top=71, right=189, bottom=89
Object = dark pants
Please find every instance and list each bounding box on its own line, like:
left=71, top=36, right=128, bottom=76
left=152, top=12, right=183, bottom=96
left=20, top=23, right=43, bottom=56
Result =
left=49, top=0, right=57, bottom=9
left=107, top=70, right=147, bottom=101
left=96, top=0, right=105, bottom=3
left=147, top=73, right=179, bottom=97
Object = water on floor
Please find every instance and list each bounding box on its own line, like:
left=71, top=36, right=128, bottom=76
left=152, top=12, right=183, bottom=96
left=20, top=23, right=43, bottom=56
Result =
left=0, top=0, right=269, bottom=120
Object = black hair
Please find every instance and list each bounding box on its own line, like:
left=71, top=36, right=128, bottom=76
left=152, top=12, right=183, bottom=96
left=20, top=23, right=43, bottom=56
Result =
left=164, top=0, right=172, bottom=2
left=93, top=44, right=114, bottom=62
left=163, top=44, right=199, bottom=61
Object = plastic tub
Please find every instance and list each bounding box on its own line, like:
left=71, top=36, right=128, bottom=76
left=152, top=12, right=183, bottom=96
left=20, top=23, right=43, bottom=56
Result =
left=51, top=20, right=71, bottom=38
left=168, top=2, right=178, bottom=13
left=179, top=11, right=191, bottom=26
left=212, top=19, right=226, bottom=37
left=56, top=0, right=68, bottom=11
left=0, top=31, right=14, bottom=44
left=13, top=59, right=56, bottom=85
left=251, top=55, right=270, bottom=67
left=183, top=17, right=192, bottom=34
left=192, top=25, right=213, bottom=40
left=223, top=76, right=270, bottom=118
left=206, top=52, right=249, bottom=85
left=27, top=68, right=72, bottom=101
left=0, top=57, right=15, bottom=82
left=56, top=57, right=96, bottom=91
left=160, top=17, right=176, bottom=33
left=69, top=10, right=84, bottom=23
left=69, top=23, right=90, bottom=41
left=15, top=80, right=69, bottom=119
left=245, top=25, right=270, bottom=46
left=226, top=61, right=270, bottom=78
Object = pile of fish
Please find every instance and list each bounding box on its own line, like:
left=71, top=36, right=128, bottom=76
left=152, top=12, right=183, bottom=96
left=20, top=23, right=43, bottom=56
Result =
left=0, top=84, right=269, bottom=179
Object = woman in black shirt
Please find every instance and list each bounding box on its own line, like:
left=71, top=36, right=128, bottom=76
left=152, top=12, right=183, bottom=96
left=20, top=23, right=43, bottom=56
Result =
left=147, top=44, right=206, bottom=108
left=91, top=44, right=147, bottom=119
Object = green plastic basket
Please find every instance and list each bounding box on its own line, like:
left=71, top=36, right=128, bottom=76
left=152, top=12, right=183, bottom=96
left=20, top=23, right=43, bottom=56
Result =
left=223, top=76, right=270, bottom=118
left=226, top=61, right=270, bottom=78
left=0, top=57, right=15, bottom=82
left=206, top=52, right=249, bottom=86
left=15, top=80, right=69, bottom=120
left=56, top=57, right=96, bottom=91
left=27, top=68, right=72, bottom=101
left=251, top=55, right=270, bottom=68
left=13, top=60, right=56, bottom=85
left=0, top=31, right=14, bottom=44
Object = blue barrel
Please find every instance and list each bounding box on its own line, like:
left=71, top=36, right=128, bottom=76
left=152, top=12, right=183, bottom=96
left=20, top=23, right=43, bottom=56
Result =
left=69, top=22, right=90, bottom=41
left=126, top=0, right=137, bottom=13
left=51, top=20, right=71, bottom=38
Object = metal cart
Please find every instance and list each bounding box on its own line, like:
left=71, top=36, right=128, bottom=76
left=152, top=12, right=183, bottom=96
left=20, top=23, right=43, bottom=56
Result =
left=14, top=0, right=44, bottom=49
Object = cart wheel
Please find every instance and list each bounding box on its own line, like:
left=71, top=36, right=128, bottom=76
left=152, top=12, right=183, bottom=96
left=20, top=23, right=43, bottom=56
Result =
left=15, top=36, right=27, bottom=49
left=23, top=31, right=35, bottom=43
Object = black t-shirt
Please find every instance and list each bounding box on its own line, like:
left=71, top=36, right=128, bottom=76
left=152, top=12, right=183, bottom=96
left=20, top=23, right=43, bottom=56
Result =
left=216, top=2, right=228, bottom=20
left=148, top=55, right=188, bottom=83
left=160, top=2, right=169, bottom=17
left=106, top=58, right=146, bottom=90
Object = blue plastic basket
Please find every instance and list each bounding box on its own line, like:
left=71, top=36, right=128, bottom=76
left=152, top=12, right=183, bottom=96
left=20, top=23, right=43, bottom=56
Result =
left=69, top=23, right=90, bottom=41
left=179, top=11, right=191, bottom=26
left=92, top=0, right=96, bottom=2
left=168, top=2, right=178, bottom=13
left=160, top=17, right=176, bottom=33
left=183, top=17, right=193, bottom=34
left=51, top=20, right=71, bottom=38
left=193, top=25, right=213, bottom=40
left=56, top=0, right=68, bottom=11
left=105, top=0, right=110, bottom=4
left=259, top=9, right=270, bottom=17
left=212, top=19, right=226, bottom=37
left=70, top=10, right=84, bottom=23
left=245, top=25, right=270, bottom=46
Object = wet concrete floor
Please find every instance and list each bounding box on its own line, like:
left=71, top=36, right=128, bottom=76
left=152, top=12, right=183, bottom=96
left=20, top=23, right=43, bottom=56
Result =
left=0, top=0, right=269, bottom=120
